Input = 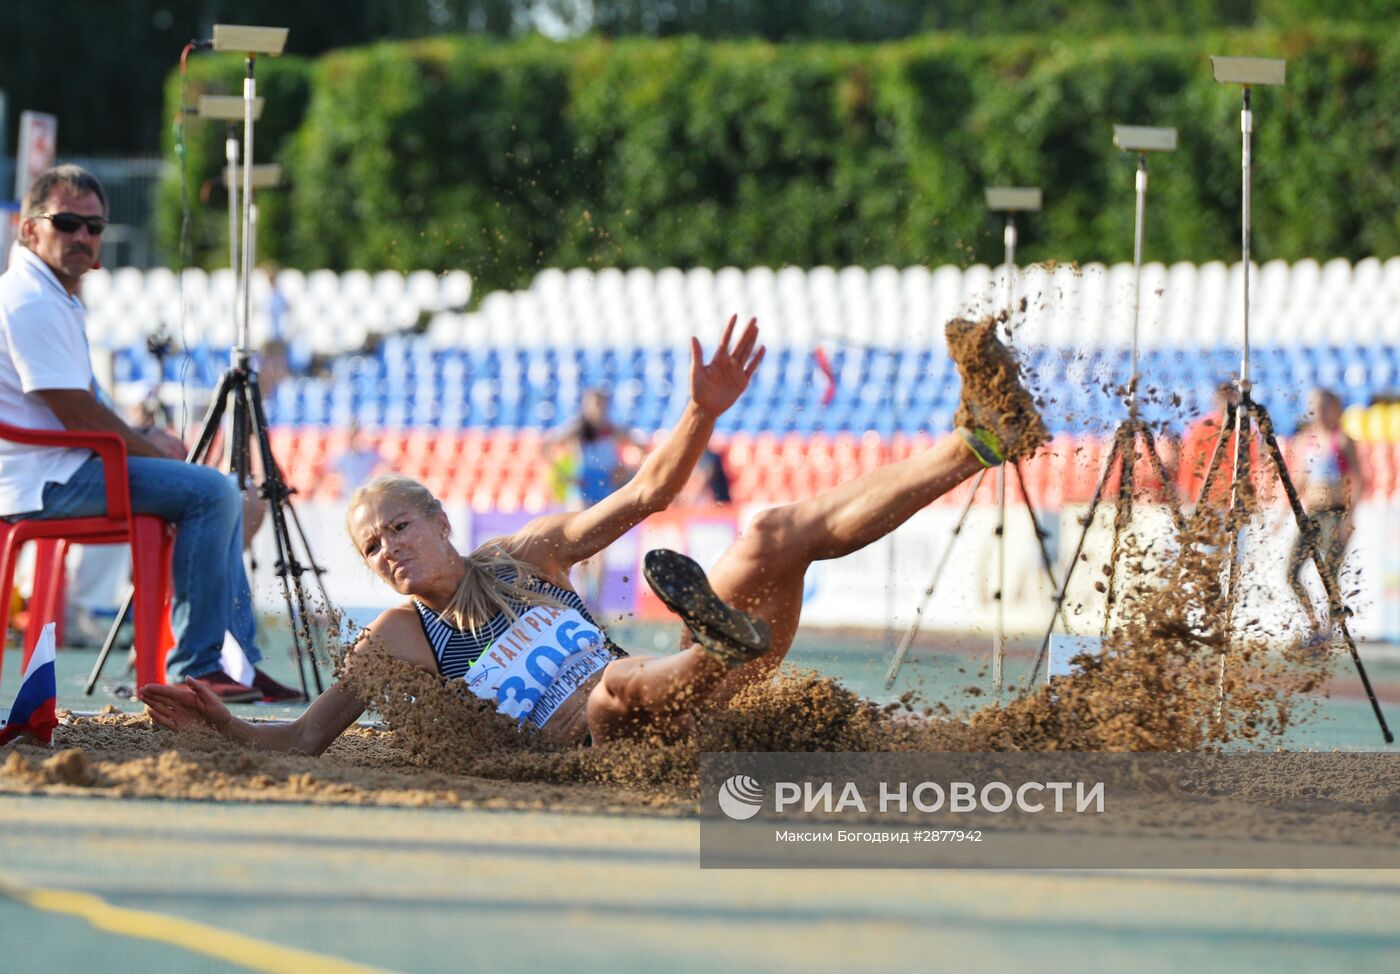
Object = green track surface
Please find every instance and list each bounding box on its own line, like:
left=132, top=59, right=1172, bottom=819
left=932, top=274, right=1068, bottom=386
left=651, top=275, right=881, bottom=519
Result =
left=2, top=797, right=1400, bottom=973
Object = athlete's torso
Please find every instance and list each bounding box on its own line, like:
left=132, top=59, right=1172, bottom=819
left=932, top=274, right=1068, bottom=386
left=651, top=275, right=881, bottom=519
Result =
left=411, top=581, right=624, bottom=733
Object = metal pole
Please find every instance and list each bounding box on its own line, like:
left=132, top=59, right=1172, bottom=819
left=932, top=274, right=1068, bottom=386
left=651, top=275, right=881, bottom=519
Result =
left=239, top=55, right=256, bottom=360
left=992, top=214, right=1016, bottom=694
left=1239, top=87, right=1252, bottom=392
left=1224, top=89, right=1254, bottom=624
left=1129, top=154, right=1147, bottom=415
left=225, top=128, right=239, bottom=304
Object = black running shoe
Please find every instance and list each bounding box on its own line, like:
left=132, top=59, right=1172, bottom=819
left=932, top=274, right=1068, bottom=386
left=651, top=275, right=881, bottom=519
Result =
left=643, top=549, right=772, bottom=666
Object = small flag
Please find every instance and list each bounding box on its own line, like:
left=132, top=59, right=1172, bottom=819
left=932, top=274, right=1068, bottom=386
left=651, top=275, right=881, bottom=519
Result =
left=812, top=346, right=837, bottom=405
left=0, top=622, right=58, bottom=746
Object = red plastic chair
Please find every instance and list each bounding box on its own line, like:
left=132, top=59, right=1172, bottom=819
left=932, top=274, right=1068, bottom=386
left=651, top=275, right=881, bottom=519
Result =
left=0, top=422, right=175, bottom=691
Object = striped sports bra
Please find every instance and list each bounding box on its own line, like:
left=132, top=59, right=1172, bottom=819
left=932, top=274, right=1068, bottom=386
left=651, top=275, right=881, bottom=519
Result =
left=411, top=581, right=626, bottom=730
left=411, top=580, right=623, bottom=679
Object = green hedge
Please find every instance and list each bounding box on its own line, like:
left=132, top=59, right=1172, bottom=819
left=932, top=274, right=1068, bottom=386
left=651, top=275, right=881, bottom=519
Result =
left=157, top=27, right=1400, bottom=293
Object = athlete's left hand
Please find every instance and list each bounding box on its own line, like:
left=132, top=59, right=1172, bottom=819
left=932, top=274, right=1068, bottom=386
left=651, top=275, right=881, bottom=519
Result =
left=690, top=315, right=764, bottom=418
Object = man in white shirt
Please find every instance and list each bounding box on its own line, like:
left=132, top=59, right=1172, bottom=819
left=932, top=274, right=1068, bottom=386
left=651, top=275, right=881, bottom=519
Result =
left=0, top=165, right=296, bottom=702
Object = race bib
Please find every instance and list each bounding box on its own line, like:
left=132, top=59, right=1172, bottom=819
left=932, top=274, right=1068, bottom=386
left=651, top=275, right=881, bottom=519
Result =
left=463, top=605, right=613, bottom=729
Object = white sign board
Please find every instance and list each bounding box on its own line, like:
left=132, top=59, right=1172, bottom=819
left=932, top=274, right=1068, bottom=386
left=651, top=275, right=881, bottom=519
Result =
left=15, top=110, right=58, bottom=201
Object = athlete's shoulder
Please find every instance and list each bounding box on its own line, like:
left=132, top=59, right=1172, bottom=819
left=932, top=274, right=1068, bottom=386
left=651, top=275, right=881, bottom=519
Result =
left=350, top=603, right=437, bottom=670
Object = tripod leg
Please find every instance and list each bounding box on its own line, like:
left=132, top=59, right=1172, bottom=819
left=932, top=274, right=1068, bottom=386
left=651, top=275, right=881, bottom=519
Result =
left=246, top=373, right=326, bottom=696
left=1215, top=404, right=1256, bottom=728
left=187, top=369, right=236, bottom=466
left=1100, top=427, right=1137, bottom=638
left=83, top=588, right=135, bottom=696
left=1011, top=460, right=1068, bottom=631
left=884, top=469, right=986, bottom=689
left=1189, top=403, right=1237, bottom=526
left=230, top=370, right=252, bottom=489
left=281, top=495, right=336, bottom=642
left=1253, top=403, right=1393, bottom=743
left=1139, top=423, right=1189, bottom=535
left=1024, top=433, right=1126, bottom=690
left=1220, top=403, right=1255, bottom=629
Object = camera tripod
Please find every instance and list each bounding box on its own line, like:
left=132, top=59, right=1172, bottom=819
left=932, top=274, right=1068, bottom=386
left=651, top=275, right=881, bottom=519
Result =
left=884, top=459, right=1069, bottom=690
left=85, top=37, right=332, bottom=701
left=84, top=350, right=334, bottom=703
left=1023, top=406, right=1187, bottom=688
left=1195, top=386, right=1391, bottom=743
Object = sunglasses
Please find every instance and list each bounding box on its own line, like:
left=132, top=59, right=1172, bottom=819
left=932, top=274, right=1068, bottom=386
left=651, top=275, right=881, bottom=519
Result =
left=36, top=212, right=108, bottom=236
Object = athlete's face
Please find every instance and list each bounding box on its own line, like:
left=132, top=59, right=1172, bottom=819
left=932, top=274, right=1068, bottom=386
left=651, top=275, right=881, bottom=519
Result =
left=349, top=495, right=459, bottom=597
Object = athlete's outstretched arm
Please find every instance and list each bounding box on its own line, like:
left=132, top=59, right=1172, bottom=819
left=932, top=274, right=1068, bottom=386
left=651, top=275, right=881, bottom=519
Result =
left=139, top=678, right=367, bottom=756
left=513, top=315, right=763, bottom=573
left=139, top=606, right=438, bottom=756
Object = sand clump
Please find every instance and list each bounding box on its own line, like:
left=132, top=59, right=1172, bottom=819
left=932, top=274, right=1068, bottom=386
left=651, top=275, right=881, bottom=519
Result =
left=947, top=314, right=1050, bottom=460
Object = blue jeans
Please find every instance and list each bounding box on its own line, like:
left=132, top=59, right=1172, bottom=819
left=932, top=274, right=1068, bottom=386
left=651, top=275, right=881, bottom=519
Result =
left=36, top=456, right=263, bottom=679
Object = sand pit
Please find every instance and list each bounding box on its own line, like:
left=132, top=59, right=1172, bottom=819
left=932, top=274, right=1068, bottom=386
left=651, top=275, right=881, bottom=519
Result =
left=0, top=615, right=1345, bottom=814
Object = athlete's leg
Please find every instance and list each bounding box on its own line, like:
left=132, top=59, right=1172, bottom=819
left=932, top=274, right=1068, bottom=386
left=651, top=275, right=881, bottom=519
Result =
left=588, top=432, right=986, bottom=742
left=706, top=432, right=984, bottom=686
left=587, top=551, right=769, bottom=741
left=586, top=649, right=728, bottom=741
left=588, top=315, right=1048, bottom=735
left=706, top=314, right=1048, bottom=691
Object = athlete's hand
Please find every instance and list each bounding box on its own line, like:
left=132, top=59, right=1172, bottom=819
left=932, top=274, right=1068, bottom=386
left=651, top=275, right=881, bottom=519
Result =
left=139, top=678, right=234, bottom=734
left=690, top=315, right=764, bottom=419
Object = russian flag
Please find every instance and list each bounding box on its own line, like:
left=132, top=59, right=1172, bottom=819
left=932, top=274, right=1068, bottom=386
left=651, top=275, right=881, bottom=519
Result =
left=0, top=622, right=58, bottom=746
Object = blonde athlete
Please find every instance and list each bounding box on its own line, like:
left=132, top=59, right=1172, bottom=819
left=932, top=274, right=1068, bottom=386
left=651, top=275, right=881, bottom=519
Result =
left=141, top=316, right=1046, bottom=750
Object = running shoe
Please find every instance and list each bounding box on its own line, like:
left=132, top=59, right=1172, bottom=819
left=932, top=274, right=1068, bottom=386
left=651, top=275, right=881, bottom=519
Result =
left=946, top=315, right=1050, bottom=465
left=643, top=549, right=772, bottom=666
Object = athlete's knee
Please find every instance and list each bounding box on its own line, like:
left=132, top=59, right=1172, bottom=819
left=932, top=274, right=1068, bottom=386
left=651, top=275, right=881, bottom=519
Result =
left=587, top=669, right=629, bottom=727
left=734, top=505, right=802, bottom=562
left=599, top=657, right=650, bottom=710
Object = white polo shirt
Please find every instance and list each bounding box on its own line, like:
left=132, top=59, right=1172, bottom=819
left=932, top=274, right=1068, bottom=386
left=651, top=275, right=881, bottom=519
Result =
left=0, top=246, right=97, bottom=516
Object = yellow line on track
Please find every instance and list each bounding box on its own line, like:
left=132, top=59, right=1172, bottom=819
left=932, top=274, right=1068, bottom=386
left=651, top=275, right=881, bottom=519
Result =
left=0, top=875, right=398, bottom=974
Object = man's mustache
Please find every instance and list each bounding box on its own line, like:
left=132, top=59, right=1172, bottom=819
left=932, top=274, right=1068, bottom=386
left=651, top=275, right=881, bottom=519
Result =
left=64, top=245, right=93, bottom=258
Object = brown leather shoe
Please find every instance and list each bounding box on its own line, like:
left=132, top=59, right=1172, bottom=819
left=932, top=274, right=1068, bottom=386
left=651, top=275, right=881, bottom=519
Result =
left=251, top=667, right=303, bottom=703
left=187, top=670, right=261, bottom=703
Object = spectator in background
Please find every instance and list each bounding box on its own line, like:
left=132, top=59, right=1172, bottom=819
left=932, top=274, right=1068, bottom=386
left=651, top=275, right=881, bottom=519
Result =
left=258, top=337, right=291, bottom=404
left=1287, top=388, right=1366, bottom=627
left=550, top=388, right=642, bottom=509
left=331, top=422, right=383, bottom=499
left=675, top=448, right=733, bottom=508
left=257, top=264, right=293, bottom=402
left=548, top=387, right=643, bottom=603
left=262, top=263, right=289, bottom=343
